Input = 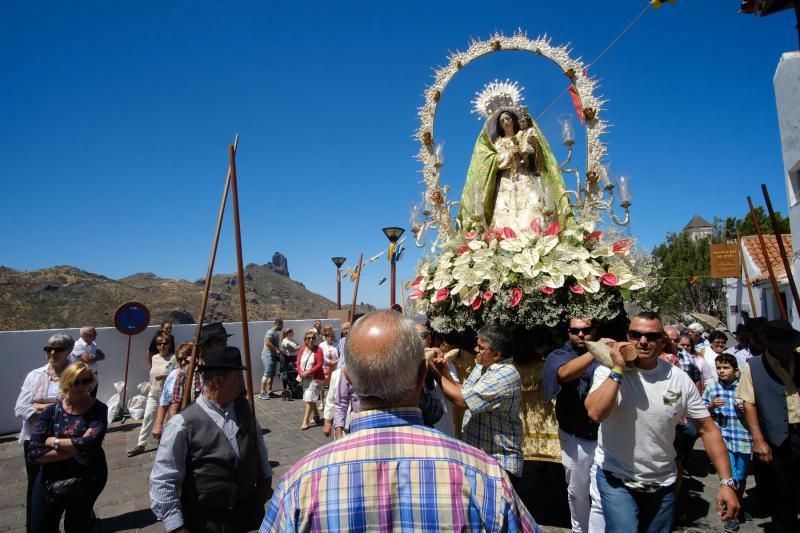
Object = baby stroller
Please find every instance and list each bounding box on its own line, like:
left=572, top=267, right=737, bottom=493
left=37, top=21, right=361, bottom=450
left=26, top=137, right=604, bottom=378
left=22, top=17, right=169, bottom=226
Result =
left=280, top=353, right=303, bottom=401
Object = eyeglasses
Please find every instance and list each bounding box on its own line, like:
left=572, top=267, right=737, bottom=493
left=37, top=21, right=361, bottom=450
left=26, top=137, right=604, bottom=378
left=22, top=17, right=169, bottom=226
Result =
left=419, top=332, right=430, bottom=339
left=43, top=346, right=68, bottom=353
left=627, top=330, right=664, bottom=343
left=324, top=333, right=334, bottom=338
left=711, top=340, right=727, bottom=345
left=73, top=377, right=93, bottom=387
left=568, top=327, right=594, bottom=335
left=157, top=342, right=170, bottom=346
left=304, top=337, right=315, bottom=341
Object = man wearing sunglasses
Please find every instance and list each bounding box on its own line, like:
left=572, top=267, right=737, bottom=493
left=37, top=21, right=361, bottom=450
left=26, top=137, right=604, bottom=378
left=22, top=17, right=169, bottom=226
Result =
left=542, top=316, right=605, bottom=533
left=585, top=311, right=739, bottom=531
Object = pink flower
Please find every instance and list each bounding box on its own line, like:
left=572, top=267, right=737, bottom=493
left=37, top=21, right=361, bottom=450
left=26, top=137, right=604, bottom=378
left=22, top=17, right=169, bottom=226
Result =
left=510, top=287, right=524, bottom=308
left=529, top=219, right=542, bottom=234
left=584, top=230, right=602, bottom=244
left=483, top=290, right=494, bottom=301
left=411, top=275, right=424, bottom=287
left=484, top=228, right=499, bottom=242
left=465, top=231, right=476, bottom=240
left=470, top=296, right=483, bottom=311
left=435, top=288, right=450, bottom=302
left=612, top=239, right=632, bottom=255
left=408, top=289, right=424, bottom=300
left=569, top=284, right=585, bottom=295
left=601, top=272, right=619, bottom=286
left=540, top=286, right=554, bottom=296
left=545, top=220, right=561, bottom=236
left=502, top=227, right=517, bottom=239
left=456, top=245, right=471, bottom=255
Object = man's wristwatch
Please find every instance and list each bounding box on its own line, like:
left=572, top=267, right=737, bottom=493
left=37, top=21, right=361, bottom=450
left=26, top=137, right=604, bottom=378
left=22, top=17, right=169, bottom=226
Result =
left=719, top=478, right=738, bottom=490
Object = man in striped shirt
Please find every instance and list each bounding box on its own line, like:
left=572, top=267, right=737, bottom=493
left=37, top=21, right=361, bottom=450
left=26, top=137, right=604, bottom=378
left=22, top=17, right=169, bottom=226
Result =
left=260, top=310, right=538, bottom=532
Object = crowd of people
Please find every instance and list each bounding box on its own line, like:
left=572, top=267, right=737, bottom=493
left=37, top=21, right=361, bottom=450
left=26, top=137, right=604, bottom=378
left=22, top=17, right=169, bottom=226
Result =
left=12, top=311, right=800, bottom=532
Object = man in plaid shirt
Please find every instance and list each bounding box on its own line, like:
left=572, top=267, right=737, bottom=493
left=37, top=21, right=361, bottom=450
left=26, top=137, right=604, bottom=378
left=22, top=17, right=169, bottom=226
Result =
left=702, top=352, right=751, bottom=531
left=434, top=325, right=523, bottom=481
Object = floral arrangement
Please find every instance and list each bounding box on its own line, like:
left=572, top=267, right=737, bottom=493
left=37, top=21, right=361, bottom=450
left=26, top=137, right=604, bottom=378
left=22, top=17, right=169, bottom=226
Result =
left=409, top=213, right=647, bottom=334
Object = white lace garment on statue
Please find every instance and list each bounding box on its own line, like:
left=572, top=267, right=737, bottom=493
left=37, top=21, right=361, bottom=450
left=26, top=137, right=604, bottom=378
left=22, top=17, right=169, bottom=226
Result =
left=491, top=132, right=552, bottom=232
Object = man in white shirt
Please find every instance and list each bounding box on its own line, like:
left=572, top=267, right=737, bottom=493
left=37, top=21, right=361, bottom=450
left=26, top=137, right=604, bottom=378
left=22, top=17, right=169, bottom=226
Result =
left=585, top=311, right=739, bottom=531
left=69, top=325, right=105, bottom=397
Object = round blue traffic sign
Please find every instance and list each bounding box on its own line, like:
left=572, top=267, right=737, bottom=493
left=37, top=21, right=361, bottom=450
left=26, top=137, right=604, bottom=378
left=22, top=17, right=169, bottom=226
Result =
left=113, top=302, right=151, bottom=335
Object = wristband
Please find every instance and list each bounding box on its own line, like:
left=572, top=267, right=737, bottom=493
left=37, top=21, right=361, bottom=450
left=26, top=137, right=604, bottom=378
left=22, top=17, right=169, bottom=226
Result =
left=720, top=478, right=738, bottom=490
left=608, top=369, right=623, bottom=383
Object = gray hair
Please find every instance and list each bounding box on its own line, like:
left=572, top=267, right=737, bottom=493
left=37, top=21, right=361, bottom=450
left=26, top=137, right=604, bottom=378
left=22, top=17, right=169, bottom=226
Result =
left=48, top=333, right=75, bottom=352
left=344, top=310, right=423, bottom=404
left=79, top=326, right=95, bottom=337
left=477, top=325, right=513, bottom=358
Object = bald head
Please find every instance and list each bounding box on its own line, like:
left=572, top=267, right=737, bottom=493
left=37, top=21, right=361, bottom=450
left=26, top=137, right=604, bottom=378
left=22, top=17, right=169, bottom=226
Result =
left=664, top=326, right=680, bottom=342
left=344, top=310, right=425, bottom=406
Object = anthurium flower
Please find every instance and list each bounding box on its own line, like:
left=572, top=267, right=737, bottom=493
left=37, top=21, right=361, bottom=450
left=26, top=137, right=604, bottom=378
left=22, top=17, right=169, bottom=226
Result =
left=435, top=288, right=450, bottom=302
left=545, top=220, right=561, bottom=236
left=456, top=245, right=471, bottom=255
left=577, top=276, right=600, bottom=293
left=569, top=284, right=585, bottom=295
left=408, top=289, right=425, bottom=300
left=612, top=239, right=632, bottom=256
left=465, top=230, right=476, bottom=240
left=529, top=219, right=542, bottom=234
left=502, top=227, right=517, bottom=239
left=483, top=290, right=494, bottom=301
left=584, top=231, right=602, bottom=243
left=601, top=272, right=619, bottom=286
left=411, top=275, right=424, bottom=287
left=540, top=286, right=554, bottom=296
left=510, top=287, right=524, bottom=307
left=470, top=296, right=482, bottom=311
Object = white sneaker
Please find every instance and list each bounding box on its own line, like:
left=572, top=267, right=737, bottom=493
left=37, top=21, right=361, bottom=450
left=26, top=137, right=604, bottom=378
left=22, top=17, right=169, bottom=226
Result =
left=258, top=392, right=269, bottom=400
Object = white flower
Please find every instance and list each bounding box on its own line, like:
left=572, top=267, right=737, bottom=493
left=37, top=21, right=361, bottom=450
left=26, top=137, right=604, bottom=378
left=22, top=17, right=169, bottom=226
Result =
left=499, top=238, right=524, bottom=253
left=590, top=245, right=613, bottom=258
left=458, top=285, right=480, bottom=306
left=535, top=235, right=559, bottom=256
left=577, top=276, right=600, bottom=293
left=541, top=274, right=565, bottom=288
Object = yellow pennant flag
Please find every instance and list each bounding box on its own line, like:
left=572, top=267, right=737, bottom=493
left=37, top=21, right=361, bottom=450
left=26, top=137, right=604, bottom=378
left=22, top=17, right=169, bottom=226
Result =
left=650, top=0, right=676, bottom=8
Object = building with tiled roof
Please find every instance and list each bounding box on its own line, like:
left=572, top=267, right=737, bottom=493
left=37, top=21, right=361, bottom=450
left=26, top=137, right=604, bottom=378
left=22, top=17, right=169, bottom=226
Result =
left=725, top=233, right=795, bottom=329
left=682, top=215, right=713, bottom=241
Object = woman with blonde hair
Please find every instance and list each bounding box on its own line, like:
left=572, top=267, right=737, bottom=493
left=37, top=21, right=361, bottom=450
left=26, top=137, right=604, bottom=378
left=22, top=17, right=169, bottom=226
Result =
left=153, top=341, right=195, bottom=434
left=15, top=332, right=73, bottom=532
left=28, top=362, right=108, bottom=532
left=297, top=330, right=324, bottom=430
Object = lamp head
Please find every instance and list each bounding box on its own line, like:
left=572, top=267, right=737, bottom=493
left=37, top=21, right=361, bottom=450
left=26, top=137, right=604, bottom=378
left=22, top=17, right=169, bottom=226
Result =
left=382, top=227, right=405, bottom=242
left=331, top=257, right=347, bottom=269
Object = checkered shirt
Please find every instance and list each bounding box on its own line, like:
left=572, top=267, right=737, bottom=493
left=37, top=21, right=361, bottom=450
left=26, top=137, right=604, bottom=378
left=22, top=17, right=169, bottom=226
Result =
left=260, top=408, right=539, bottom=533
left=461, top=359, right=524, bottom=477
left=702, top=378, right=752, bottom=455
left=677, top=349, right=702, bottom=383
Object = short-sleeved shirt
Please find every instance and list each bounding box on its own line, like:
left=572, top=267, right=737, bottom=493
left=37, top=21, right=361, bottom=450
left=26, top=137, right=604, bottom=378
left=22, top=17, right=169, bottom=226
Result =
left=148, top=333, right=176, bottom=356
left=262, top=329, right=281, bottom=360
left=736, top=351, right=800, bottom=424
left=542, top=341, right=599, bottom=440
left=590, top=359, right=709, bottom=486
left=461, top=359, right=523, bottom=477
left=702, top=378, right=752, bottom=455
left=70, top=338, right=99, bottom=373
left=724, top=345, right=753, bottom=373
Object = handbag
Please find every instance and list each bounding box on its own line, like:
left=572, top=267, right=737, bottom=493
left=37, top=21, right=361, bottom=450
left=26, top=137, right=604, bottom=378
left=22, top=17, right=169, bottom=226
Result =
left=42, top=403, right=89, bottom=503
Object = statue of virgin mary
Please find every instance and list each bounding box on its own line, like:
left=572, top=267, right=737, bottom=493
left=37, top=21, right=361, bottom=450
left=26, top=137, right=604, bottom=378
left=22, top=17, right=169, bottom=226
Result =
left=459, top=82, right=569, bottom=233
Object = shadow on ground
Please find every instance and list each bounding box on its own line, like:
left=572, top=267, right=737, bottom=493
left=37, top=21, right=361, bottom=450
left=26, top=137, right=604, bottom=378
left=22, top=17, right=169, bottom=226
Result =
left=99, top=509, right=157, bottom=531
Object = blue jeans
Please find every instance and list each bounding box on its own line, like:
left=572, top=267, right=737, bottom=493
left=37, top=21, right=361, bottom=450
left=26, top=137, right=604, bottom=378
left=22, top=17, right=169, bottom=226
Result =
left=596, top=468, right=675, bottom=533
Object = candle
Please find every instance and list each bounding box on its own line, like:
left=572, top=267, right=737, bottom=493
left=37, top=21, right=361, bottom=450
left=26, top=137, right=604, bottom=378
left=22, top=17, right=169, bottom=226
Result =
left=434, top=142, right=445, bottom=168
left=557, top=114, right=574, bottom=145
left=600, top=164, right=612, bottom=188
left=617, top=174, right=631, bottom=204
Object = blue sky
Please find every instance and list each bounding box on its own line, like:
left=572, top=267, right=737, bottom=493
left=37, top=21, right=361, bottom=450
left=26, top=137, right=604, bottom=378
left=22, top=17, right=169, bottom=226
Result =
left=0, top=1, right=797, bottom=311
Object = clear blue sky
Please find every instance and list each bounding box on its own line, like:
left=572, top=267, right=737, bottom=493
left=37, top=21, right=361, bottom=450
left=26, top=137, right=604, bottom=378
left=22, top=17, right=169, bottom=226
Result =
left=1, top=1, right=796, bottom=311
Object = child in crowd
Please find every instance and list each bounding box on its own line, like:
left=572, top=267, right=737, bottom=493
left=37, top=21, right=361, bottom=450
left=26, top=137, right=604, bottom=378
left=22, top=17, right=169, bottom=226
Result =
left=702, top=353, right=752, bottom=532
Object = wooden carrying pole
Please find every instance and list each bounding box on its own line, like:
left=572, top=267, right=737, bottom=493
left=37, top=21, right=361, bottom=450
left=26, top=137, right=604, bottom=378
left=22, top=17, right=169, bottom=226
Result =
left=182, top=134, right=238, bottom=410
left=762, top=184, right=800, bottom=318
left=228, top=143, right=257, bottom=414
left=736, top=230, right=758, bottom=319
left=348, top=253, right=364, bottom=324
left=747, top=196, right=788, bottom=320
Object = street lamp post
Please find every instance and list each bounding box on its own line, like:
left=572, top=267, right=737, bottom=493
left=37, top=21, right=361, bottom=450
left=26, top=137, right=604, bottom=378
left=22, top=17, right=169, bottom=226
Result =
left=381, top=227, right=405, bottom=307
left=331, top=257, right=347, bottom=310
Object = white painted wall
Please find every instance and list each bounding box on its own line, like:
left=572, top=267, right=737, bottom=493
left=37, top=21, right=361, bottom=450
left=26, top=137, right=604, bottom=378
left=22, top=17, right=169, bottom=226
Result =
left=2, top=319, right=340, bottom=436
left=774, top=51, right=800, bottom=330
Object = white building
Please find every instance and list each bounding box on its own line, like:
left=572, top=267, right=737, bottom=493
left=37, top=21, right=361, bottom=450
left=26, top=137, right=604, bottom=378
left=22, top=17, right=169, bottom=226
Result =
left=725, top=234, right=795, bottom=330
left=683, top=215, right=713, bottom=241
left=774, top=51, right=800, bottom=330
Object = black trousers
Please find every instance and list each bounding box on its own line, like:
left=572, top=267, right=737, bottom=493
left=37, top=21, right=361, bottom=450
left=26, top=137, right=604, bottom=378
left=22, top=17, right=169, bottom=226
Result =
left=23, top=441, right=41, bottom=533
left=183, top=491, right=265, bottom=533
left=30, top=460, right=107, bottom=533
left=760, top=425, right=800, bottom=532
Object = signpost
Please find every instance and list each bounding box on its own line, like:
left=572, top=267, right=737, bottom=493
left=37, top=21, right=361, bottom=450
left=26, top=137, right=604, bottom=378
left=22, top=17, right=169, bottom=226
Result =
left=710, top=243, right=741, bottom=279
left=113, top=301, right=150, bottom=421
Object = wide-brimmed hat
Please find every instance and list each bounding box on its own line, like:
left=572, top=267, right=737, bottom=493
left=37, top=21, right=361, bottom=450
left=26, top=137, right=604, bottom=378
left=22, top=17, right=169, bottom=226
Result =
left=197, top=346, right=247, bottom=371
left=763, top=320, right=800, bottom=351
left=733, top=323, right=750, bottom=336
left=198, top=322, right=233, bottom=345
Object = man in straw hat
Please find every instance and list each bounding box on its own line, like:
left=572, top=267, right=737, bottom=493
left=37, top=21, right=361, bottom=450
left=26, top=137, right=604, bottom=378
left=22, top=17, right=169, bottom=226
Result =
left=150, top=346, right=272, bottom=532
left=736, top=319, right=800, bottom=531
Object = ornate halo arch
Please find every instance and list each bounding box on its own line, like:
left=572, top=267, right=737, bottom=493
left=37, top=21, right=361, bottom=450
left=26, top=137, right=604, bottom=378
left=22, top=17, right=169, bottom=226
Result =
left=417, top=32, right=608, bottom=243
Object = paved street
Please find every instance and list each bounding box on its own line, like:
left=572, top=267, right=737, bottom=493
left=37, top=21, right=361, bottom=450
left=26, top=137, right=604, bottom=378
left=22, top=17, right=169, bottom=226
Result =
left=0, top=393, right=775, bottom=532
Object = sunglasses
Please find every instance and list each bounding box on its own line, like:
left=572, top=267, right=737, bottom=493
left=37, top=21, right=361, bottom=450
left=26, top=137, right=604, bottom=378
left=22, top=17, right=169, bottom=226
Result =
left=419, top=332, right=430, bottom=339
left=304, top=337, right=315, bottom=341
left=73, top=377, right=93, bottom=387
left=627, top=330, right=664, bottom=342
left=568, top=327, right=594, bottom=335
left=157, top=342, right=170, bottom=346
left=44, top=346, right=68, bottom=353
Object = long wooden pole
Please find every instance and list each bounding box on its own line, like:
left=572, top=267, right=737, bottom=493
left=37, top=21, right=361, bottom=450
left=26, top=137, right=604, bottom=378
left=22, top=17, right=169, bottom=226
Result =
left=761, top=184, right=800, bottom=318
left=228, top=144, right=257, bottom=414
left=747, top=196, right=788, bottom=320
left=182, top=134, right=238, bottom=410
left=736, top=230, right=758, bottom=319
left=348, top=253, right=364, bottom=324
